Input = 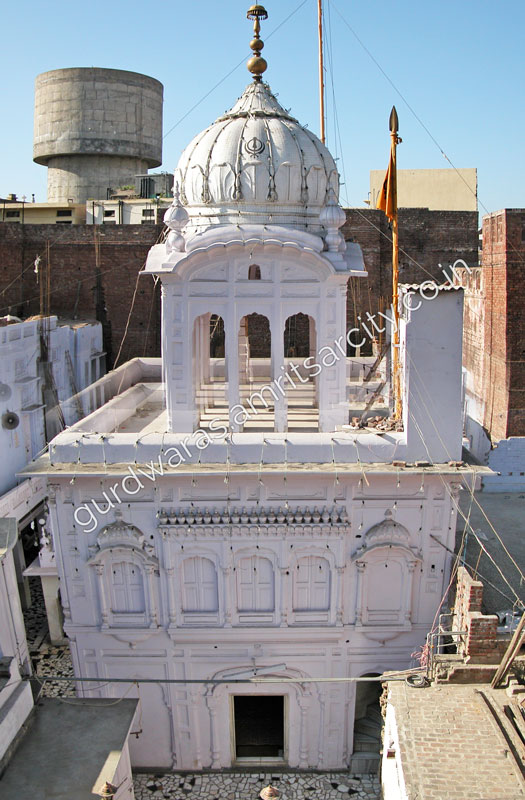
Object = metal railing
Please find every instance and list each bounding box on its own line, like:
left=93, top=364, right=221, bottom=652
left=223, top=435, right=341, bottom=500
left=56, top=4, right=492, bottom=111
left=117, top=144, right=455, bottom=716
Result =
left=425, top=612, right=468, bottom=679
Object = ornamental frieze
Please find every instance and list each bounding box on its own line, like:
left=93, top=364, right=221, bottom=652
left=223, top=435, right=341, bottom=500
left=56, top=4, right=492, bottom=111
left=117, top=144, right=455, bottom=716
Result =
left=156, top=505, right=350, bottom=537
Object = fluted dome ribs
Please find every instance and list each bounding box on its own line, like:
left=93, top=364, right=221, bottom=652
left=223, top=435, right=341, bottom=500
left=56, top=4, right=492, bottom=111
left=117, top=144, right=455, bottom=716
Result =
left=175, top=81, right=340, bottom=232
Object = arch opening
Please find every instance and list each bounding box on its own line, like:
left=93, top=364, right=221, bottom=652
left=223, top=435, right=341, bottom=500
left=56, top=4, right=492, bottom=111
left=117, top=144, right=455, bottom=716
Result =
left=248, top=264, right=261, bottom=281
left=350, top=672, right=382, bottom=774
left=283, top=313, right=318, bottom=432
left=193, top=313, right=227, bottom=429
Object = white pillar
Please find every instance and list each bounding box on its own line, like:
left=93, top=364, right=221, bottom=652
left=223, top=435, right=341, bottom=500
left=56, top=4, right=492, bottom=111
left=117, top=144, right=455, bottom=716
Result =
left=226, top=317, right=241, bottom=432
left=41, top=575, right=65, bottom=644
left=271, top=318, right=287, bottom=432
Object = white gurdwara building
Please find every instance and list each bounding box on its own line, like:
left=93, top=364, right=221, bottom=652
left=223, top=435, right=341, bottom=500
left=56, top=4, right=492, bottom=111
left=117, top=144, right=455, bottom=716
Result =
left=25, top=6, right=468, bottom=773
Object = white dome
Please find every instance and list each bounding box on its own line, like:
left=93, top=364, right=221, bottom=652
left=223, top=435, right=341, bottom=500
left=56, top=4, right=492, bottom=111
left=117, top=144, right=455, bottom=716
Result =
left=175, top=81, right=340, bottom=233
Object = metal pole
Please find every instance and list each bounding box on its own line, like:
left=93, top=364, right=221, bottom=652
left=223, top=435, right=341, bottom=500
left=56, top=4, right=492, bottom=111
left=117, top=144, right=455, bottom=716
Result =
left=389, top=107, right=402, bottom=420
left=491, top=612, right=525, bottom=688
left=318, top=0, right=325, bottom=144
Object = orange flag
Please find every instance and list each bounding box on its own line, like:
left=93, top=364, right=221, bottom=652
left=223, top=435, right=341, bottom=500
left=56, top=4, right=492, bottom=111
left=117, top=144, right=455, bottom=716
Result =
left=376, top=144, right=396, bottom=221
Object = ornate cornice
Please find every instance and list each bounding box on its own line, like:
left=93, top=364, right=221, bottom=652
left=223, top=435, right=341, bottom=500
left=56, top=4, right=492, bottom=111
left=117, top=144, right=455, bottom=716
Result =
left=160, top=523, right=350, bottom=539
left=157, top=505, right=349, bottom=538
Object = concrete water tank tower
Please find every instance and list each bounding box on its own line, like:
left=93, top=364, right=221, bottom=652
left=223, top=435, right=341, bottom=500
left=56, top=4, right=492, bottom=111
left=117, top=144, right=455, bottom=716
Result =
left=33, top=67, right=163, bottom=204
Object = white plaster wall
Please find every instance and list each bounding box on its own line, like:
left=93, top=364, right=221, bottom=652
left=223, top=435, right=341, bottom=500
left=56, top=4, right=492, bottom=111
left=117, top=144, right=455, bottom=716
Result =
left=482, top=438, right=525, bottom=492
left=46, top=470, right=459, bottom=770
left=0, top=530, right=33, bottom=763
left=87, top=200, right=171, bottom=225
left=381, top=700, right=408, bottom=800
left=463, top=390, right=491, bottom=464
left=402, top=289, right=464, bottom=462
left=0, top=321, right=44, bottom=496
left=0, top=679, right=33, bottom=765
left=0, top=317, right=105, bottom=491
left=0, top=543, right=30, bottom=672
left=110, top=734, right=135, bottom=800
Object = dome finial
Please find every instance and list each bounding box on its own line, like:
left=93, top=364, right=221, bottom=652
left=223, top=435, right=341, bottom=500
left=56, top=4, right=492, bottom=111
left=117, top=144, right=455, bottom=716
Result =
left=246, top=4, right=268, bottom=81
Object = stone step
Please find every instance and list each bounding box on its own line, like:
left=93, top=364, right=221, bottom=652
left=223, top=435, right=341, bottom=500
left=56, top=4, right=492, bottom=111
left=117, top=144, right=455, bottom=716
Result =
left=198, top=381, right=316, bottom=389
left=199, top=409, right=320, bottom=420
left=348, top=752, right=381, bottom=775
left=354, top=718, right=382, bottom=737
left=354, top=730, right=380, bottom=745
left=366, top=707, right=383, bottom=725
left=353, top=739, right=380, bottom=752
left=199, top=419, right=320, bottom=431
left=196, top=394, right=317, bottom=406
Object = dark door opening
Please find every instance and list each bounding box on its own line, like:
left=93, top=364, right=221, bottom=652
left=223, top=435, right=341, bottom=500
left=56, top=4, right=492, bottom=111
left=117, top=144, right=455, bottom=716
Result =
left=234, top=695, right=284, bottom=759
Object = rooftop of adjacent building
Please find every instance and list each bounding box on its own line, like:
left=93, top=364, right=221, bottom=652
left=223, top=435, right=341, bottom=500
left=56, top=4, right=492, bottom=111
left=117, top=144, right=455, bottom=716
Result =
left=384, top=677, right=525, bottom=800
left=0, top=697, right=138, bottom=799
left=368, top=168, right=478, bottom=213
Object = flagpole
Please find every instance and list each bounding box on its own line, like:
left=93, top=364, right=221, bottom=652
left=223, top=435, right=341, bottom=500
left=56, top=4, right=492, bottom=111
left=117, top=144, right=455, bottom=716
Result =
left=318, top=0, right=326, bottom=144
left=389, top=106, right=402, bottom=421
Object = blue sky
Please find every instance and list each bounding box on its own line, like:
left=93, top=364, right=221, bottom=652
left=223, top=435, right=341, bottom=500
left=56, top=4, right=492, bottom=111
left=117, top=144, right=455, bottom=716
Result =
left=2, top=0, right=524, bottom=214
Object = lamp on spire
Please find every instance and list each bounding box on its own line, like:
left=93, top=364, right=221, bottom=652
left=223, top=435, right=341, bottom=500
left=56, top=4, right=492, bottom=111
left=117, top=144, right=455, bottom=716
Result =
left=246, top=4, right=268, bottom=81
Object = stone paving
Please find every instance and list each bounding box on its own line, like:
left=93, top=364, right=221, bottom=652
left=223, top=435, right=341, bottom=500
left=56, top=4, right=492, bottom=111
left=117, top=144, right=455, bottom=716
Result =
left=134, top=772, right=381, bottom=800
left=22, top=579, right=381, bottom=798
left=23, top=578, right=75, bottom=697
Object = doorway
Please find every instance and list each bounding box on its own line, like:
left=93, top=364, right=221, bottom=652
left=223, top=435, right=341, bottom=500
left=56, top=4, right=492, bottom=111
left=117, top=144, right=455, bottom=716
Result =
left=350, top=674, right=382, bottom=774
left=233, top=695, right=285, bottom=762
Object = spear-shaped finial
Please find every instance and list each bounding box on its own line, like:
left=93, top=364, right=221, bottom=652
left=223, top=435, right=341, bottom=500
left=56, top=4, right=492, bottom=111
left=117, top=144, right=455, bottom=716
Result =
left=246, top=4, right=269, bottom=81
left=389, top=105, right=399, bottom=134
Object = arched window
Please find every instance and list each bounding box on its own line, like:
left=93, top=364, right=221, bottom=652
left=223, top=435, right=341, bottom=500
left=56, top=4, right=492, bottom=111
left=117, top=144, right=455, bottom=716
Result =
left=293, top=556, right=331, bottom=611
left=181, top=557, right=219, bottom=612
left=237, top=555, right=274, bottom=612
left=248, top=264, right=261, bottom=280
left=109, top=560, right=146, bottom=614
left=353, top=514, right=421, bottom=627
left=363, top=558, right=404, bottom=623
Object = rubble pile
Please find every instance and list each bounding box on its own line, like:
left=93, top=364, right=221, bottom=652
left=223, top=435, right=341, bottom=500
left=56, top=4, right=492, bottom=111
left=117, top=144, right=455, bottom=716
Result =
left=347, top=415, right=404, bottom=432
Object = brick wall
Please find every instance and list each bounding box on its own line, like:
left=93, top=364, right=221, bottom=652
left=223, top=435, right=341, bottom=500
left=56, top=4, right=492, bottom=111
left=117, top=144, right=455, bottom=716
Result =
left=0, top=208, right=478, bottom=368
left=343, top=208, right=478, bottom=351
left=0, top=223, right=163, bottom=368
left=463, top=210, right=525, bottom=443
left=453, top=566, right=501, bottom=662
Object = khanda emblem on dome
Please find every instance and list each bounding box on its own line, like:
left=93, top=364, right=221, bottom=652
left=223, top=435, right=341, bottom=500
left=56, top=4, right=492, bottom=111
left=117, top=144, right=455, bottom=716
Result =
left=245, top=136, right=265, bottom=156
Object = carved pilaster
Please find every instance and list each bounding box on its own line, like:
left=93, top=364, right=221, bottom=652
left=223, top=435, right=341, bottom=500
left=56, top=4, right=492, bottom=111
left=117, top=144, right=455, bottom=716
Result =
left=222, top=566, right=232, bottom=627
left=298, top=693, right=311, bottom=768
left=189, top=689, right=203, bottom=770
left=279, top=566, right=289, bottom=627
left=145, top=564, right=159, bottom=627
left=335, top=565, right=344, bottom=626
left=355, top=561, right=366, bottom=626
left=205, top=692, right=221, bottom=768
left=165, top=567, right=178, bottom=626
left=95, top=563, right=109, bottom=628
